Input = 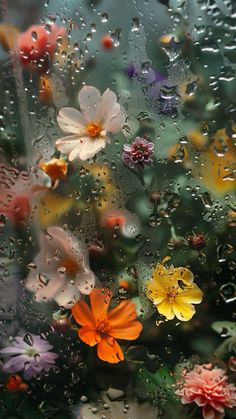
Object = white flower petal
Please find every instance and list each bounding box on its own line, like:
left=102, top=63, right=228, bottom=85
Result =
left=99, top=88, right=118, bottom=122
left=57, top=107, right=86, bottom=135
left=76, top=269, right=95, bottom=295
left=55, top=135, right=81, bottom=155
left=104, top=108, right=125, bottom=134
left=54, top=283, right=81, bottom=308
left=70, top=137, right=107, bottom=161
left=78, top=85, right=101, bottom=122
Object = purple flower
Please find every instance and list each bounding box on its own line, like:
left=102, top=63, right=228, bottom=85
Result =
left=122, top=137, right=154, bottom=169
left=0, top=334, right=58, bottom=380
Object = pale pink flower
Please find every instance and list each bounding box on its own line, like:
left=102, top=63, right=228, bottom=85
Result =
left=55, top=86, right=125, bottom=161
left=175, top=363, right=236, bottom=419
left=25, top=226, right=95, bottom=308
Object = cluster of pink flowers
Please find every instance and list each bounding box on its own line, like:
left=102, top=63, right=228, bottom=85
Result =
left=175, top=363, right=236, bottom=419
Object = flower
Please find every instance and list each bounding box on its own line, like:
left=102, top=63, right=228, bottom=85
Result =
left=146, top=257, right=203, bottom=321
left=175, top=363, right=236, bottom=419
left=0, top=335, right=58, bottom=380
left=192, top=127, right=236, bottom=195
left=39, top=158, right=68, bottom=186
left=16, top=23, right=65, bottom=72
left=71, top=288, right=143, bottom=363
left=25, top=226, right=95, bottom=308
left=122, top=137, right=154, bottom=169
left=55, top=86, right=124, bottom=161
left=6, top=374, right=28, bottom=392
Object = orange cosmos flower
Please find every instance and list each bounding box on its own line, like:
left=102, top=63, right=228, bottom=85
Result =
left=71, top=288, right=143, bottom=363
left=39, top=158, right=68, bottom=186
left=6, top=374, right=28, bottom=392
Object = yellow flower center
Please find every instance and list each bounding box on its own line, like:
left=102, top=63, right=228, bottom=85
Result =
left=86, top=122, right=102, bottom=137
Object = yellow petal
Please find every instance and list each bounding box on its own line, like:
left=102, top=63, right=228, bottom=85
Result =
left=37, top=193, right=74, bottom=228
left=172, top=300, right=196, bottom=321
left=156, top=299, right=175, bottom=320
left=177, top=284, right=203, bottom=304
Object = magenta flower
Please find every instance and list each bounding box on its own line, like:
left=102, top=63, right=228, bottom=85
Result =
left=175, top=363, right=236, bottom=419
left=122, top=137, right=154, bottom=169
left=0, top=335, right=58, bottom=380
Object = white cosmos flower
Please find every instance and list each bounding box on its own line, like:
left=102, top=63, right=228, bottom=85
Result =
left=25, top=226, right=95, bottom=308
left=55, top=86, right=125, bottom=161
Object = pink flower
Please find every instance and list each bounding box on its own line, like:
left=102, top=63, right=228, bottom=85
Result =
left=25, top=227, right=95, bottom=308
left=175, top=363, right=236, bottom=419
left=56, top=86, right=125, bottom=161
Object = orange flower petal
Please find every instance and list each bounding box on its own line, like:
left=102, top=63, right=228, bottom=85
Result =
left=108, top=300, right=137, bottom=327
left=72, top=300, right=94, bottom=327
left=79, top=326, right=101, bottom=346
left=97, top=336, right=124, bottom=363
left=89, top=288, right=112, bottom=320
left=109, top=320, right=143, bottom=340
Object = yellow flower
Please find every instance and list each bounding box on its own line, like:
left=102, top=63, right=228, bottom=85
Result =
left=192, top=127, right=236, bottom=195
left=146, top=258, right=203, bottom=322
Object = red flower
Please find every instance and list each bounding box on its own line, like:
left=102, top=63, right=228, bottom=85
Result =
left=6, top=375, right=28, bottom=392
left=16, top=24, right=65, bottom=72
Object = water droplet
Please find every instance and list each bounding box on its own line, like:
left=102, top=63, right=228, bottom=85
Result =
left=219, top=282, right=236, bottom=303
left=131, top=17, right=140, bottom=32
left=23, top=333, right=34, bottom=347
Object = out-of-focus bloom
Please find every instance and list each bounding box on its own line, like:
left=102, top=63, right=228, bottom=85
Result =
left=101, top=209, right=140, bottom=238
left=175, top=363, right=236, bottom=419
left=39, top=158, right=68, bottom=187
left=38, top=75, right=54, bottom=106
left=16, top=23, right=65, bottom=72
left=193, top=127, right=236, bottom=195
left=0, top=164, right=33, bottom=225
left=146, top=257, right=203, bottom=321
left=0, top=23, right=20, bottom=51
left=122, top=137, right=154, bottom=169
left=37, top=192, right=74, bottom=228
left=0, top=335, right=58, bottom=380
left=72, top=288, right=143, bottom=363
left=187, top=233, right=206, bottom=250
left=101, top=34, right=114, bottom=49
left=6, top=374, right=28, bottom=392
left=25, top=226, right=95, bottom=308
left=56, top=86, right=125, bottom=161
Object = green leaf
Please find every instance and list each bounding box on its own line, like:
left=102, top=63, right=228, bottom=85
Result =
left=212, top=321, right=236, bottom=337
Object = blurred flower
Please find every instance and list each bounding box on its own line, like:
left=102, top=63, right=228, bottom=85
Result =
left=0, top=23, right=20, bottom=51
left=25, top=226, right=95, bottom=308
left=122, top=137, right=154, bottom=169
left=146, top=257, right=203, bottom=321
left=38, top=75, right=54, bottom=106
left=187, top=233, right=206, bottom=250
left=6, top=374, right=28, bottom=392
left=175, top=363, right=236, bottom=419
left=0, top=335, right=58, bottom=380
left=56, top=86, right=125, bottom=161
left=37, top=192, right=74, bottom=228
left=72, top=288, right=143, bottom=363
left=101, top=209, right=140, bottom=238
left=16, top=23, right=65, bottom=72
left=192, top=127, right=236, bottom=195
left=101, top=34, right=114, bottom=49
left=0, top=163, right=45, bottom=225
left=39, top=158, right=68, bottom=187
